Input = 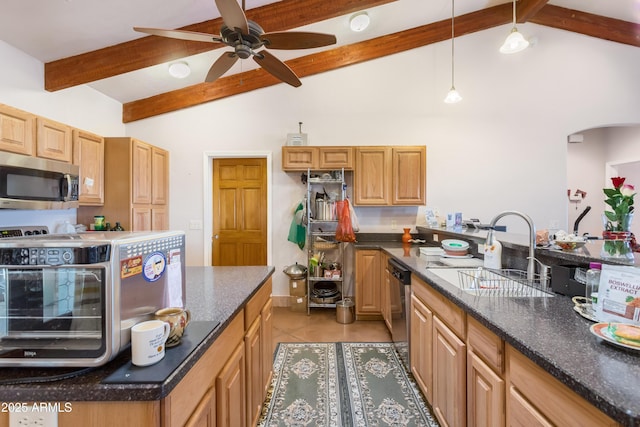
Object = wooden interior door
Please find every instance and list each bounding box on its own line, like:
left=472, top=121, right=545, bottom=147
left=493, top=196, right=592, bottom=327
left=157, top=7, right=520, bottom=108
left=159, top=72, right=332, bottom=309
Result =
left=212, top=158, right=267, bottom=266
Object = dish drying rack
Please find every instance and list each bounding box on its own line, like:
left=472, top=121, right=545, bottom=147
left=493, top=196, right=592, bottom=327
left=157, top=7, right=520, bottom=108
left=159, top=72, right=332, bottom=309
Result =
left=457, top=268, right=553, bottom=297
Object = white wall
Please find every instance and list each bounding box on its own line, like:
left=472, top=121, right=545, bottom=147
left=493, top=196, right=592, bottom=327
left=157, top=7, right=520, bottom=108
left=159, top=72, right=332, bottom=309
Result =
left=567, top=126, right=640, bottom=239
left=125, top=24, right=640, bottom=297
left=0, top=41, right=125, bottom=231
left=2, top=23, right=640, bottom=299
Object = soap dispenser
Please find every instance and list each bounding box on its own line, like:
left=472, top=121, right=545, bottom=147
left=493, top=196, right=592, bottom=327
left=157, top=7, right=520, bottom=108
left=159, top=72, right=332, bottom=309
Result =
left=483, top=228, right=502, bottom=269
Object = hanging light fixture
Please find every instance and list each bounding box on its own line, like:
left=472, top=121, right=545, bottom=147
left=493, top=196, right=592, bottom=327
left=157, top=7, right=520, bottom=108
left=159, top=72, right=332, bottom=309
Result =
left=444, top=0, right=462, bottom=104
left=500, top=0, right=529, bottom=54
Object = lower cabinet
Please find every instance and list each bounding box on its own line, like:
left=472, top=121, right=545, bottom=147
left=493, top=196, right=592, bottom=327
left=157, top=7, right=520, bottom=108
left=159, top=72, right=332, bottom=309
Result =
left=48, top=279, right=273, bottom=427
left=410, top=274, right=620, bottom=427
left=506, top=344, right=618, bottom=427
left=216, top=342, right=246, bottom=426
left=354, top=249, right=382, bottom=320
left=411, top=275, right=466, bottom=427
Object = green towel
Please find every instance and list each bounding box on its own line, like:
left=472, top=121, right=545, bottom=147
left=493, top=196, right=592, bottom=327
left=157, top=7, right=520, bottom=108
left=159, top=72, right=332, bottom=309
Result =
left=288, top=202, right=306, bottom=249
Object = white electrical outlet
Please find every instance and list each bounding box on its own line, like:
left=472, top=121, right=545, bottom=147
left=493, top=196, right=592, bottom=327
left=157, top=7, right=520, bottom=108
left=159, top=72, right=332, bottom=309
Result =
left=391, top=220, right=397, bottom=229
left=433, top=233, right=439, bottom=242
left=9, top=409, right=58, bottom=427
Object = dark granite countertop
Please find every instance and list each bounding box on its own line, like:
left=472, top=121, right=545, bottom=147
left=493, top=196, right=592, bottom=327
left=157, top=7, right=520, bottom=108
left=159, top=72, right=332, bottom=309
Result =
left=376, top=243, right=640, bottom=426
left=0, top=266, right=274, bottom=402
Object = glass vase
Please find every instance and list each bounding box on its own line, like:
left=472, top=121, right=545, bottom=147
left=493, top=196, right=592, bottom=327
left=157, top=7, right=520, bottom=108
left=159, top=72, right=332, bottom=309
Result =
left=601, top=212, right=635, bottom=263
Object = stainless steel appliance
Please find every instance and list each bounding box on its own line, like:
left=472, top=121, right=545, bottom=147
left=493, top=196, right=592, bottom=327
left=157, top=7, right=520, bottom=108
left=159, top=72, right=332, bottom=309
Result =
left=0, top=230, right=186, bottom=367
left=388, top=258, right=411, bottom=371
left=0, top=152, right=79, bottom=210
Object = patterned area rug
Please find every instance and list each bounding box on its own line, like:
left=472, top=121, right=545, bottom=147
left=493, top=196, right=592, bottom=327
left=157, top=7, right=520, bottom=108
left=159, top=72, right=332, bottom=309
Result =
left=258, top=342, right=438, bottom=426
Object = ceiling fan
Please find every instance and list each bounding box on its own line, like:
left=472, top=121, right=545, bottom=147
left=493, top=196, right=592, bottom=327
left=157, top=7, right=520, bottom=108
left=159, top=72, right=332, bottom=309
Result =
left=134, top=0, right=337, bottom=87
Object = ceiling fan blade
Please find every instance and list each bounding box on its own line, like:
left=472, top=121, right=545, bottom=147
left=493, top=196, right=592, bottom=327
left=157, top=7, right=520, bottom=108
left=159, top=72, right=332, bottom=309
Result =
left=214, top=0, right=248, bottom=33
left=134, top=27, right=220, bottom=43
left=260, top=32, right=337, bottom=50
left=253, top=50, right=301, bottom=88
left=205, top=52, right=239, bottom=83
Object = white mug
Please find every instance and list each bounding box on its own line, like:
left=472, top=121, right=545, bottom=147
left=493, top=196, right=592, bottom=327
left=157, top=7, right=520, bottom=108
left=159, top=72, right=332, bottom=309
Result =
left=131, top=320, right=170, bottom=367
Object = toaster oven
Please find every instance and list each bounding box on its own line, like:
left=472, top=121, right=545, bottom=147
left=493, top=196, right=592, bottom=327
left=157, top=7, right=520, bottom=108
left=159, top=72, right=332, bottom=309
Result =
left=0, top=230, right=185, bottom=367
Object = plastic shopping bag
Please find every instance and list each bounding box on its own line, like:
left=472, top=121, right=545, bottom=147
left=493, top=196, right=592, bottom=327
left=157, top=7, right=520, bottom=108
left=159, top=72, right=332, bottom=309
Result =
left=335, top=199, right=356, bottom=242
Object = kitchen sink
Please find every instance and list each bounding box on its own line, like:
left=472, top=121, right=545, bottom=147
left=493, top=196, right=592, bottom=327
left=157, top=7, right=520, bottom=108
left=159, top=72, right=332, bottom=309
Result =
left=426, top=267, right=554, bottom=298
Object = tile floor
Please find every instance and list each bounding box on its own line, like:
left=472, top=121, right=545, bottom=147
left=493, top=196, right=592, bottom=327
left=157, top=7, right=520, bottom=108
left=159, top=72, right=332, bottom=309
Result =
left=272, top=306, right=391, bottom=350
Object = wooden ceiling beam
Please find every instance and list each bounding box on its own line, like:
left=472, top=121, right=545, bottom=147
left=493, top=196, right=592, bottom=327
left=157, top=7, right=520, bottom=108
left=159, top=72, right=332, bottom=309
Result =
left=530, top=5, right=640, bottom=47
left=517, top=0, right=549, bottom=23
left=123, top=4, right=512, bottom=123
left=44, top=0, right=396, bottom=92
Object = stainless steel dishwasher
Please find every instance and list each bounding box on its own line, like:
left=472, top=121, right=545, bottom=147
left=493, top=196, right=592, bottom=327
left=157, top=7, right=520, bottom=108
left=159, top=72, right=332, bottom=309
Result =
left=388, top=258, right=412, bottom=372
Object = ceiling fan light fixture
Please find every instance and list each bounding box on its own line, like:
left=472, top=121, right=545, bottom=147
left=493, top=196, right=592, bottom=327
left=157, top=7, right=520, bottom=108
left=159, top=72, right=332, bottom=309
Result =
left=500, top=28, right=530, bottom=54
left=500, top=0, right=529, bottom=54
left=349, top=12, right=370, bottom=32
left=168, top=61, right=191, bottom=79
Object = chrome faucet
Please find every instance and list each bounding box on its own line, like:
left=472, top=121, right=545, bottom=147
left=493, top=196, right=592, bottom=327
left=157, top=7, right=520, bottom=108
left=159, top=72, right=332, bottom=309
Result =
left=486, top=210, right=537, bottom=281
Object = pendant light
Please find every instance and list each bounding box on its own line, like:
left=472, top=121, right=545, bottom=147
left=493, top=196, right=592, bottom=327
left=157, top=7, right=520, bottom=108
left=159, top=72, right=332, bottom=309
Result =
left=444, top=0, right=462, bottom=104
left=500, top=0, right=529, bottom=54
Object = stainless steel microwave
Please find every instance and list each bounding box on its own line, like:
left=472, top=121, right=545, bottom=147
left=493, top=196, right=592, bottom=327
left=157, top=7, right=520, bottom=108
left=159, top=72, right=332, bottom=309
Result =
left=0, top=152, right=79, bottom=210
left=0, top=230, right=186, bottom=367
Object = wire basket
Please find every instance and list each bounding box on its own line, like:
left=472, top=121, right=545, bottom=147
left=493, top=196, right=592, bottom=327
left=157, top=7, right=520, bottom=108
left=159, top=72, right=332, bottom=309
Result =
left=457, top=268, right=553, bottom=297
left=312, top=236, right=339, bottom=250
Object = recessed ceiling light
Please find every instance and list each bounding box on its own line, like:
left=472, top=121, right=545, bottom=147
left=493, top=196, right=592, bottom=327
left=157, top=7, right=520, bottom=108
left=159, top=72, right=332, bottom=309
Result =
left=349, top=12, right=370, bottom=32
left=168, top=61, right=191, bottom=79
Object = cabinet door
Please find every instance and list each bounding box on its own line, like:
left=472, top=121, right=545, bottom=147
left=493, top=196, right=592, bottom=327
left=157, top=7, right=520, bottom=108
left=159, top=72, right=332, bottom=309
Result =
left=36, top=117, right=72, bottom=162
left=381, top=253, right=391, bottom=331
left=245, top=317, right=263, bottom=427
left=216, top=342, right=246, bottom=427
left=73, top=129, right=105, bottom=206
left=152, top=147, right=169, bottom=205
left=185, top=387, right=217, bottom=427
left=282, top=146, right=317, bottom=170
left=0, top=104, right=35, bottom=155
left=132, top=139, right=152, bottom=204
left=318, top=147, right=353, bottom=170
left=354, top=147, right=391, bottom=205
left=151, top=207, right=169, bottom=231
left=433, top=316, right=466, bottom=427
left=261, top=298, right=274, bottom=396
left=410, top=294, right=433, bottom=403
left=132, top=207, right=152, bottom=231
left=354, top=249, right=382, bottom=319
left=507, top=386, right=553, bottom=427
left=468, top=351, right=505, bottom=427
left=392, top=146, right=426, bottom=205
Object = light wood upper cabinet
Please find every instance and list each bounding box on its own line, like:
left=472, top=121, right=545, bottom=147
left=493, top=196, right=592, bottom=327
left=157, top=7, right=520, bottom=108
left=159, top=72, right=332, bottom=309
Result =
left=318, top=146, right=353, bottom=169
left=73, top=129, right=104, bottom=206
left=0, top=103, right=35, bottom=156
left=282, top=146, right=353, bottom=171
left=392, top=146, right=426, bottom=205
left=36, top=117, right=72, bottom=162
left=282, top=146, right=317, bottom=170
left=353, top=146, right=426, bottom=206
left=152, top=147, right=169, bottom=205
left=354, top=147, right=391, bottom=205
left=77, top=137, right=169, bottom=231
left=132, top=139, right=153, bottom=204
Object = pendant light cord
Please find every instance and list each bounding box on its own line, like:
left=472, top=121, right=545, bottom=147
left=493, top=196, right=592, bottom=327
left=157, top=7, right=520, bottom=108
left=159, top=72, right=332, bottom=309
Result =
left=512, top=0, right=517, bottom=26
left=451, top=0, right=455, bottom=86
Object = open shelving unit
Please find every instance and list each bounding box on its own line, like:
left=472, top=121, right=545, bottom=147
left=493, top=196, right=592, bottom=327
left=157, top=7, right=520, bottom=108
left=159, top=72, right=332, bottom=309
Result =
left=306, top=168, right=346, bottom=314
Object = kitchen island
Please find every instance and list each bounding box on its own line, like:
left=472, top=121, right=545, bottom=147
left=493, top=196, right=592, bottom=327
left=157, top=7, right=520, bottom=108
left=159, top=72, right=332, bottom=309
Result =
left=0, top=265, right=274, bottom=426
left=361, top=231, right=639, bottom=426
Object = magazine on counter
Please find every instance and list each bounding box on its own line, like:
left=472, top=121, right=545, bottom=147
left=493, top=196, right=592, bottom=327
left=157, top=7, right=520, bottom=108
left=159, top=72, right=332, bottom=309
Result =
left=595, top=264, right=640, bottom=324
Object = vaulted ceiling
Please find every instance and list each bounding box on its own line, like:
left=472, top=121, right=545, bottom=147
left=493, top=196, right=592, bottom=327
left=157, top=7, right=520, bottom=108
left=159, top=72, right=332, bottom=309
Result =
left=2, top=0, right=639, bottom=122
